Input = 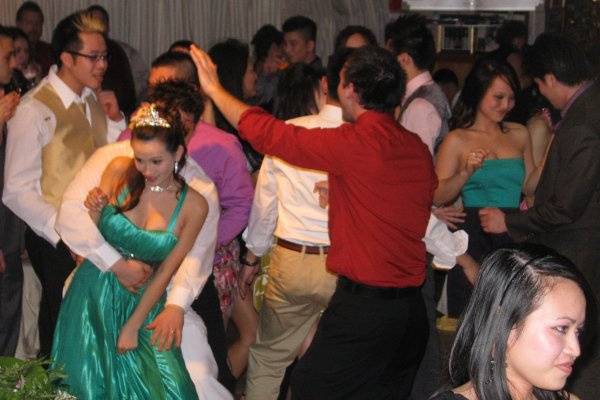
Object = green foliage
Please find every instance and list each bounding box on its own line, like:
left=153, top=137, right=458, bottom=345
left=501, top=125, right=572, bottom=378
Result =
left=0, top=357, right=76, bottom=400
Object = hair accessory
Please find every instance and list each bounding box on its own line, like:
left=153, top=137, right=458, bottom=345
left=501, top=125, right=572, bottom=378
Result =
left=130, top=103, right=171, bottom=129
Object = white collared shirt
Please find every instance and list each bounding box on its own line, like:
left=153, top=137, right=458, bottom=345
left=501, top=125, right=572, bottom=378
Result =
left=400, top=71, right=442, bottom=155
left=243, top=104, right=343, bottom=256
left=55, top=140, right=220, bottom=309
left=3, top=66, right=126, bottom=245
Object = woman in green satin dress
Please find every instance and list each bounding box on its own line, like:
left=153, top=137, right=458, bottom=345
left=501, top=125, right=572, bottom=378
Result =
left=51, top=104, right=208, bottom=399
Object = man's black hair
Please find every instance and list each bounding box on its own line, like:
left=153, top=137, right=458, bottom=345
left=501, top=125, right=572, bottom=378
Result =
left=344, top=45, right=405, bottom=113
left=524, top=33, right=593, bottom=86
left=16, top=1, right=43, bottom=22
left=385, top=14, right=436, bottom=72
left=334, top=25, right=377, bottom=52
left=433, top=68, right=459, bottom=87
left=151, top=51, right=199, bottom=87
left=251, top=24, right=283, bottom=64
left=168, top=40, right=194, bottom=53
left=282, top=15, right=317, bottom=42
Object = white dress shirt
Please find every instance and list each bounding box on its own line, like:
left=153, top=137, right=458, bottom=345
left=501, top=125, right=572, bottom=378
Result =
left=3, top=66, right=126, bottom=245
left=400, top=71, right=442, bottom=154
left=55, top=140, right=220, bottom=310
left=243, top=104, right=343, bottom=256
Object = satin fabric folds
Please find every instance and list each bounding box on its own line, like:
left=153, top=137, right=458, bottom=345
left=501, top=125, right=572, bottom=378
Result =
left=51, top=186, right=198, bottom=399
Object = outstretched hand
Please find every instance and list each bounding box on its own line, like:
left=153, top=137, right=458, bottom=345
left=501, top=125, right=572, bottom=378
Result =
left=190, top=44, right=222, bottom=98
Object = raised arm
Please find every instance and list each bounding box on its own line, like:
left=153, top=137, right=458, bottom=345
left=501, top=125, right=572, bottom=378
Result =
left=190, top=45, right=249, bottom=130
left=117, top=190, right=208, bottom=353
left=433, top=131, right=485, bottom=206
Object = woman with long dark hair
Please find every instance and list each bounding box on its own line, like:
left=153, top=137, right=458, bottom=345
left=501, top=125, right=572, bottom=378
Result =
left=208, top=39, right=262, bottom=176
left=431, top=244, right=596, bottom=399
left=51, top=104, right=209, bottom=399
left=434, top=57, right=539, bottom=316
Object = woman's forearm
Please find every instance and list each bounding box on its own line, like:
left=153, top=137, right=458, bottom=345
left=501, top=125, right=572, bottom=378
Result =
left=434, top=170, right=470, bottom=206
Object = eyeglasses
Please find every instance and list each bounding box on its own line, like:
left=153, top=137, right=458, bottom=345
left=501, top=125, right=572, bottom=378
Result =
left=67, top=51, right=110, bottom=63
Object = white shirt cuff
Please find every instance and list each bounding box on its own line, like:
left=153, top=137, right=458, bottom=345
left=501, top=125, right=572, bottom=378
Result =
left=166, top=287, right=194, bottom=310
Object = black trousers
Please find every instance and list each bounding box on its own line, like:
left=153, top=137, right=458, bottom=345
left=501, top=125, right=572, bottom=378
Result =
left=410, top=259, right=441, bottom=400
left=0, top=251, right=23, bottom=356
left=25, top=228, right=75, bottom=357
left=447, top=207, right=514, bottom=317
left=191, top=274, right=236, bottom=394
left=291, top=279, right=428, bottom=400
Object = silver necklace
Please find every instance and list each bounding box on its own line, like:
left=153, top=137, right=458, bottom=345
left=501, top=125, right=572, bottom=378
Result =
left=146, top=179, right=177, bottom=193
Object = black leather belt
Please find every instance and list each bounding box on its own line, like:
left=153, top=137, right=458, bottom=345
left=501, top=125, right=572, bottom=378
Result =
left=338, top=276, right=420, bottom=300
left=276, top=238, right=329, bottom=255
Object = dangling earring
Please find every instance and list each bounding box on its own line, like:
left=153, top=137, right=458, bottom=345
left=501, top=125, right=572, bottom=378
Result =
left=174, top=160, right=180, bottom=174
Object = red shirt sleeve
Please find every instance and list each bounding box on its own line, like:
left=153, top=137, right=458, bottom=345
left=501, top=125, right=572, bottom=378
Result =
left=238, top=107, right=350, bottom=175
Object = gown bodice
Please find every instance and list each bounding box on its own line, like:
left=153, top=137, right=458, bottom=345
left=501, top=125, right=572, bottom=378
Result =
left=461, top=158, right=524, bottom=208
left=98, top=184, right=188, bottom=266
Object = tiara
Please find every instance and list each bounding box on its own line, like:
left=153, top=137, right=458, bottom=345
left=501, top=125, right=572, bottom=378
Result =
left=130, top=103, right=171, bottom=129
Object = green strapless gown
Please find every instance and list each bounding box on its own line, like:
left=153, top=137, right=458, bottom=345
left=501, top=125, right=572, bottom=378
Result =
left=51, top=185, right=198, bottom=400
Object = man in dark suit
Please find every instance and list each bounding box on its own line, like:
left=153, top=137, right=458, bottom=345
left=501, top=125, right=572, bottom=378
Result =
left=479, top=33, right=600, bottom=399
left=0, top=26, right=25, bottom=357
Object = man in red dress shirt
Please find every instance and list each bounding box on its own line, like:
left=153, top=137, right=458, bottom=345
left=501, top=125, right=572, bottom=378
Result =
left=191, top=44, right=437, bottom=399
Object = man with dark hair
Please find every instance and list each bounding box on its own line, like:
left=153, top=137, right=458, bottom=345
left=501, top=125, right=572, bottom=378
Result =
left=433, top=68, right=460, bottom=108
left=282, top=15, right=321, bottom=69
left=385, top=14, right=454, bottom=400
left=87, top=4, right=139, bottom=116
left=241, top=51, right=346, bottom=400
left=3, top=10, right=126, bottom=357
left=251, top=24, right=284, bottom=106
left=169, top=40, right=195, bottom=54
left=334, top=25, right=377, bottom=51
left=0, top=25, right=25, bottom=357
left=192, top=43, right=434, bottom=399
left=385, top=14, right=450, bottom=152
left=149, top=51, right=200, bottom=88
left=480, top=33, right=600, bottom=399
left=15, top=1, right=54, bottom=76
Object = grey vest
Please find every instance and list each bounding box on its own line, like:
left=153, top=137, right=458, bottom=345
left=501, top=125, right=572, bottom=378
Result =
left=400, top=82, right=452, bottom=152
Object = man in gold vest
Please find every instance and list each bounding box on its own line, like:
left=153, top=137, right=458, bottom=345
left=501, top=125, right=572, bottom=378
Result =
left=3, top=10, right=127, bottom=357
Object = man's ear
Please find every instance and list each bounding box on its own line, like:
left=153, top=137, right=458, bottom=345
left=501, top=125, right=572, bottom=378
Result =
left=60, top=51, right=73, bottom=68
left=397, top=52, right=412, bottom=68
left=543, top=73, right=558, bottom=88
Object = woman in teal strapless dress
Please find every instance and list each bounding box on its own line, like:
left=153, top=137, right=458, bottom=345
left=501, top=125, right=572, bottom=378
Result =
left=51, top=104, right=208, bottom=399
left=434, top=58, right=542, bottom=316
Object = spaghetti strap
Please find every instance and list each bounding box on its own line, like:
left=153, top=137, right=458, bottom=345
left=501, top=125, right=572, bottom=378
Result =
left=167, top=184, right=188, bottom=233
left=116, top=186, right=130, bottom=206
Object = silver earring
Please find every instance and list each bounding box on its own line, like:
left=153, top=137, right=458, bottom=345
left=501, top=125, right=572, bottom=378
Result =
left=174, top=161, right=180, bottom=174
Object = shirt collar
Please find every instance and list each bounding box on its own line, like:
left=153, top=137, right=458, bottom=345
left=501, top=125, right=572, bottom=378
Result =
left=561, top=80, right=593, bottom=118
left=319, top=104, right=342, bottom=122
left=47, top=65, right=96, bottom=109
left=404, top=71, right=433, bottom=102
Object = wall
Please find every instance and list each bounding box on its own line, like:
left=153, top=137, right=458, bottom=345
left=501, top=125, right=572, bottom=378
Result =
left=0, top=0, right=391, bottom=67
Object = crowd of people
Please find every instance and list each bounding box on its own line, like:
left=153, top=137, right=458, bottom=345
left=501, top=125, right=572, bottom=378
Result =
left=0, top=2, right=598, bottom=400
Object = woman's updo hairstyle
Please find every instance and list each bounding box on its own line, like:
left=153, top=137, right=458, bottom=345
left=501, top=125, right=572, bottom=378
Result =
left=117, top=103, right=187, bottom=212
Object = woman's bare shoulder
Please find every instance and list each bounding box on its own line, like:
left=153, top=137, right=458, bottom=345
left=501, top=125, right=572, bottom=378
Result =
left=104, top=156, right=132, bottom=176
left=504, top=121, right=529, bottom=137
left=182, top=186, right=208, bottom=214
